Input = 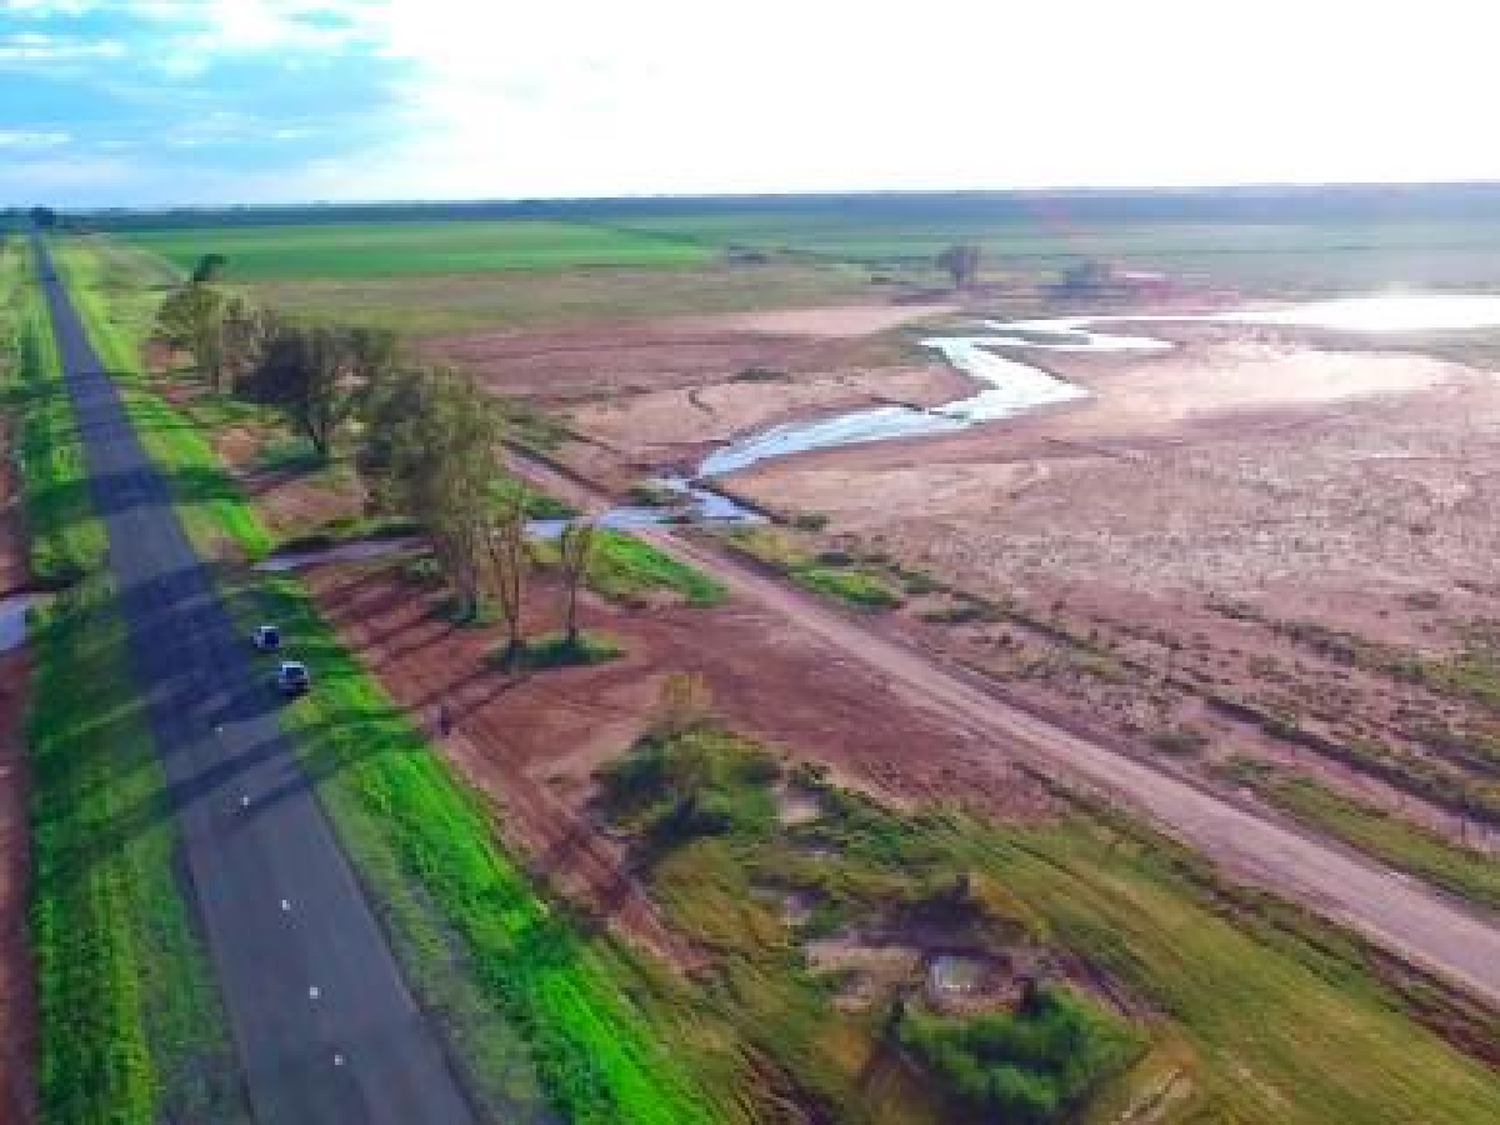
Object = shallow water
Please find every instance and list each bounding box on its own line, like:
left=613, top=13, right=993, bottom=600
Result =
left=0, top=592, right=44, bottom=653
left=696, top=292, right=1500, bottom=477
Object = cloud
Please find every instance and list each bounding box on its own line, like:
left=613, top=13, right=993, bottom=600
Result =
left=6, top=0, right=1500, bottom=205
left=0, top=31, right=124, bottom=61
left=0, top=128, right=70, bottom=145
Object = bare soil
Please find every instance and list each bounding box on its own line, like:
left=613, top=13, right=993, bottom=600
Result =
left=0, top=647, right=34, bottom=1124
left=420, top=302, right=952, bottom=406
left=305, top=562, right=1052, bottom=962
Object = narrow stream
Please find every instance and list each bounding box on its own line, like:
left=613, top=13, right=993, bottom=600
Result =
left=697, top=293, right=1500, bottom=478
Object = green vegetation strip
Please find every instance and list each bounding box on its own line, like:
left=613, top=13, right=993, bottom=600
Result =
left=28, top=578, right=244, bottom=1123
left=123, top=220, right=711, bottom=279
left=229, top=574, right=716, bottom=1122
left=726, top=527, right=902, bottom=609
left=1220, top=758, right=1500, bottom=912
left=50, top=237, right=272, bottom=559
left=2, top=263, right=105, bottom=582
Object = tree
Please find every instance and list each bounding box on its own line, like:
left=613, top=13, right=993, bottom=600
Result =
left=220, top=298, right=275, bottom=384
left=382, top=368, right=510, bottom=625
left=481, top=483, right=530, bottom=665
left=155, top=283, right=227, bottom=388
left=190, top=253, right=229, bottom=284
left=936, top=242, right=981, bottom=290
left=242, top=323, right=363, bottom=459
left=557, top=519, right=598, bottom=649
left=29, top=207, right=56, bottom=229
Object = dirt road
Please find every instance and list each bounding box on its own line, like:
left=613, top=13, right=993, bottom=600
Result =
left=511, top=450, right=1500, bottom=1010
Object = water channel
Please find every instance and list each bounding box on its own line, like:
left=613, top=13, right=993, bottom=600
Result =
left=697, top=294, right=1500, bottom=477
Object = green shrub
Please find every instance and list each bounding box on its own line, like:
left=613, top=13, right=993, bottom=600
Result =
left=900, top=986, right=1144, bottom=1124
left=791, top=511, right=829, bottom=531
left=1150, top=725, right=1210, bottom=756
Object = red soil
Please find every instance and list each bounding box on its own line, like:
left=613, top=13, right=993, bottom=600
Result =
left=306, top=563, right=1051, bottom=965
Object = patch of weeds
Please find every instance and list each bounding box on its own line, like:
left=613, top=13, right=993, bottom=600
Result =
left=491, top=630, right=623, bottom=671
left=790, top=511, right=829, bottom=531
left=795, top=566, right=903, bottom=610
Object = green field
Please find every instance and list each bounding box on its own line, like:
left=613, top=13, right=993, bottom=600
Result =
left=606, top=211, right=1500, bottom=292
left=122, top=220, right=711, bottom=279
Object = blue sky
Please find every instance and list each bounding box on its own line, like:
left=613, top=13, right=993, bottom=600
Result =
left=2, top=0, right=1498, bottom=207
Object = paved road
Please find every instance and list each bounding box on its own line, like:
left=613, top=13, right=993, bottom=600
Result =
left=513, top=450, right=1500, bottom=1011
left=33, top=242, right=478, bottom=1121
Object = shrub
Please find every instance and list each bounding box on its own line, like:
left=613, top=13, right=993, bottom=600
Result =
left=791, top=511, right=830, bottom=531
left=900, top=986, right=1143, bottom=1124
left=1150, top=725, right=1210, bottom=756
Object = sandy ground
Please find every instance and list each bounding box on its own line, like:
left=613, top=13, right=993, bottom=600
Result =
left=421, top=302, right=949, bottom=404
left=307, top=564, right=1050, bottom=964
left=570, top=364, right=970, bottom=461
left=727, top=341, right=1491, bottom=595
left=682, top=302, right=958, bottom=338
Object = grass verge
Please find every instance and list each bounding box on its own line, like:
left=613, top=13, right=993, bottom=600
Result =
left=3, top=259, right=105, bottom=582
left=1218, top=757, right=1500, bottom=911
left=28, top=577, right=244, bottom=1122
left=50, top=236, right=272, bottom=560
left=224, top=573, right=722, bottom=1122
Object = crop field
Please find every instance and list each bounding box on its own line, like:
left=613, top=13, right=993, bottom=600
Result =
left=122, top=220, right=710, bottom=279
left=603, top=210, right=1500, bottom=291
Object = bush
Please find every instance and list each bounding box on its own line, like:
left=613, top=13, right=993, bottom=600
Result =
left=791, top=511, right=830, bottom=531
left=900, top=986, right=1143, bottom=1124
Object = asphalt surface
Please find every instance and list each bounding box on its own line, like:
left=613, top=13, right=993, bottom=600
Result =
left=33, top=241, right=478, bottom=1122
left=515, top=449, right=1500, bottom=1011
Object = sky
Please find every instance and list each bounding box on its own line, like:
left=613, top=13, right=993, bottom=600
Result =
left=1, top=0, right=1498, bottom=207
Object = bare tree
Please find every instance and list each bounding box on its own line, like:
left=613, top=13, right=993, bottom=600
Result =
left=482, top=483, right=531, bottom=666
left=557, top=518, right=598, bottom=649
left=935, top=242, right=982, bottom=290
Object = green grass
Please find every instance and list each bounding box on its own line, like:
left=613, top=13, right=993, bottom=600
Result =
left=726, top=527, right=903, bottom=610
left=28, top=576, right=244, bottom=1123
left=244, top=263, right=880, bottom=335
left=580, top=529, right=726, bottom=607
left=225, top=574, right=722, bottom=1122
left=122, top=221, right=711, bottom=279
left=605, top=210, right=1500, bottom=292
left=1219, top=758, right=1500, bottom=912
left=51, top=237, right=273, bottom=560
left=599, top=728, right=1500, bottom=1123
left=494, top=629, right=624, bottom=671
left=2, top=271, right=106, bottom=582
left=794, top=566, right=904, bottom=609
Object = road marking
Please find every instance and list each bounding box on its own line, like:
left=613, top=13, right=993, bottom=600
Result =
left=280, top=898, right=292, bottom=912
left=333, top=1053, right=345, bottom=1067
left=308, top=985, right=320, bottom=1000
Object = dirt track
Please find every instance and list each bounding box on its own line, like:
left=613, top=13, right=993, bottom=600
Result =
left=512, top=451, right=1500, bottom=1010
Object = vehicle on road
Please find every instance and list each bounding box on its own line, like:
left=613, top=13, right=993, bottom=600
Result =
left=253, top=624, right=281, bottom=651
left=275, top=660, right=311, bottom=696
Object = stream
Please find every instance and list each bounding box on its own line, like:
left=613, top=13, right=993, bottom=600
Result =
left=697, top=294, right=1500, bottom=477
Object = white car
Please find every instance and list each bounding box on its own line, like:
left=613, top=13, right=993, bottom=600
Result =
left=275, top=660, right=311, bottom=696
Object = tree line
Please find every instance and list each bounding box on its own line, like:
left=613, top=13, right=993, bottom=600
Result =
left=154, top=253, right=598, bottom=665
